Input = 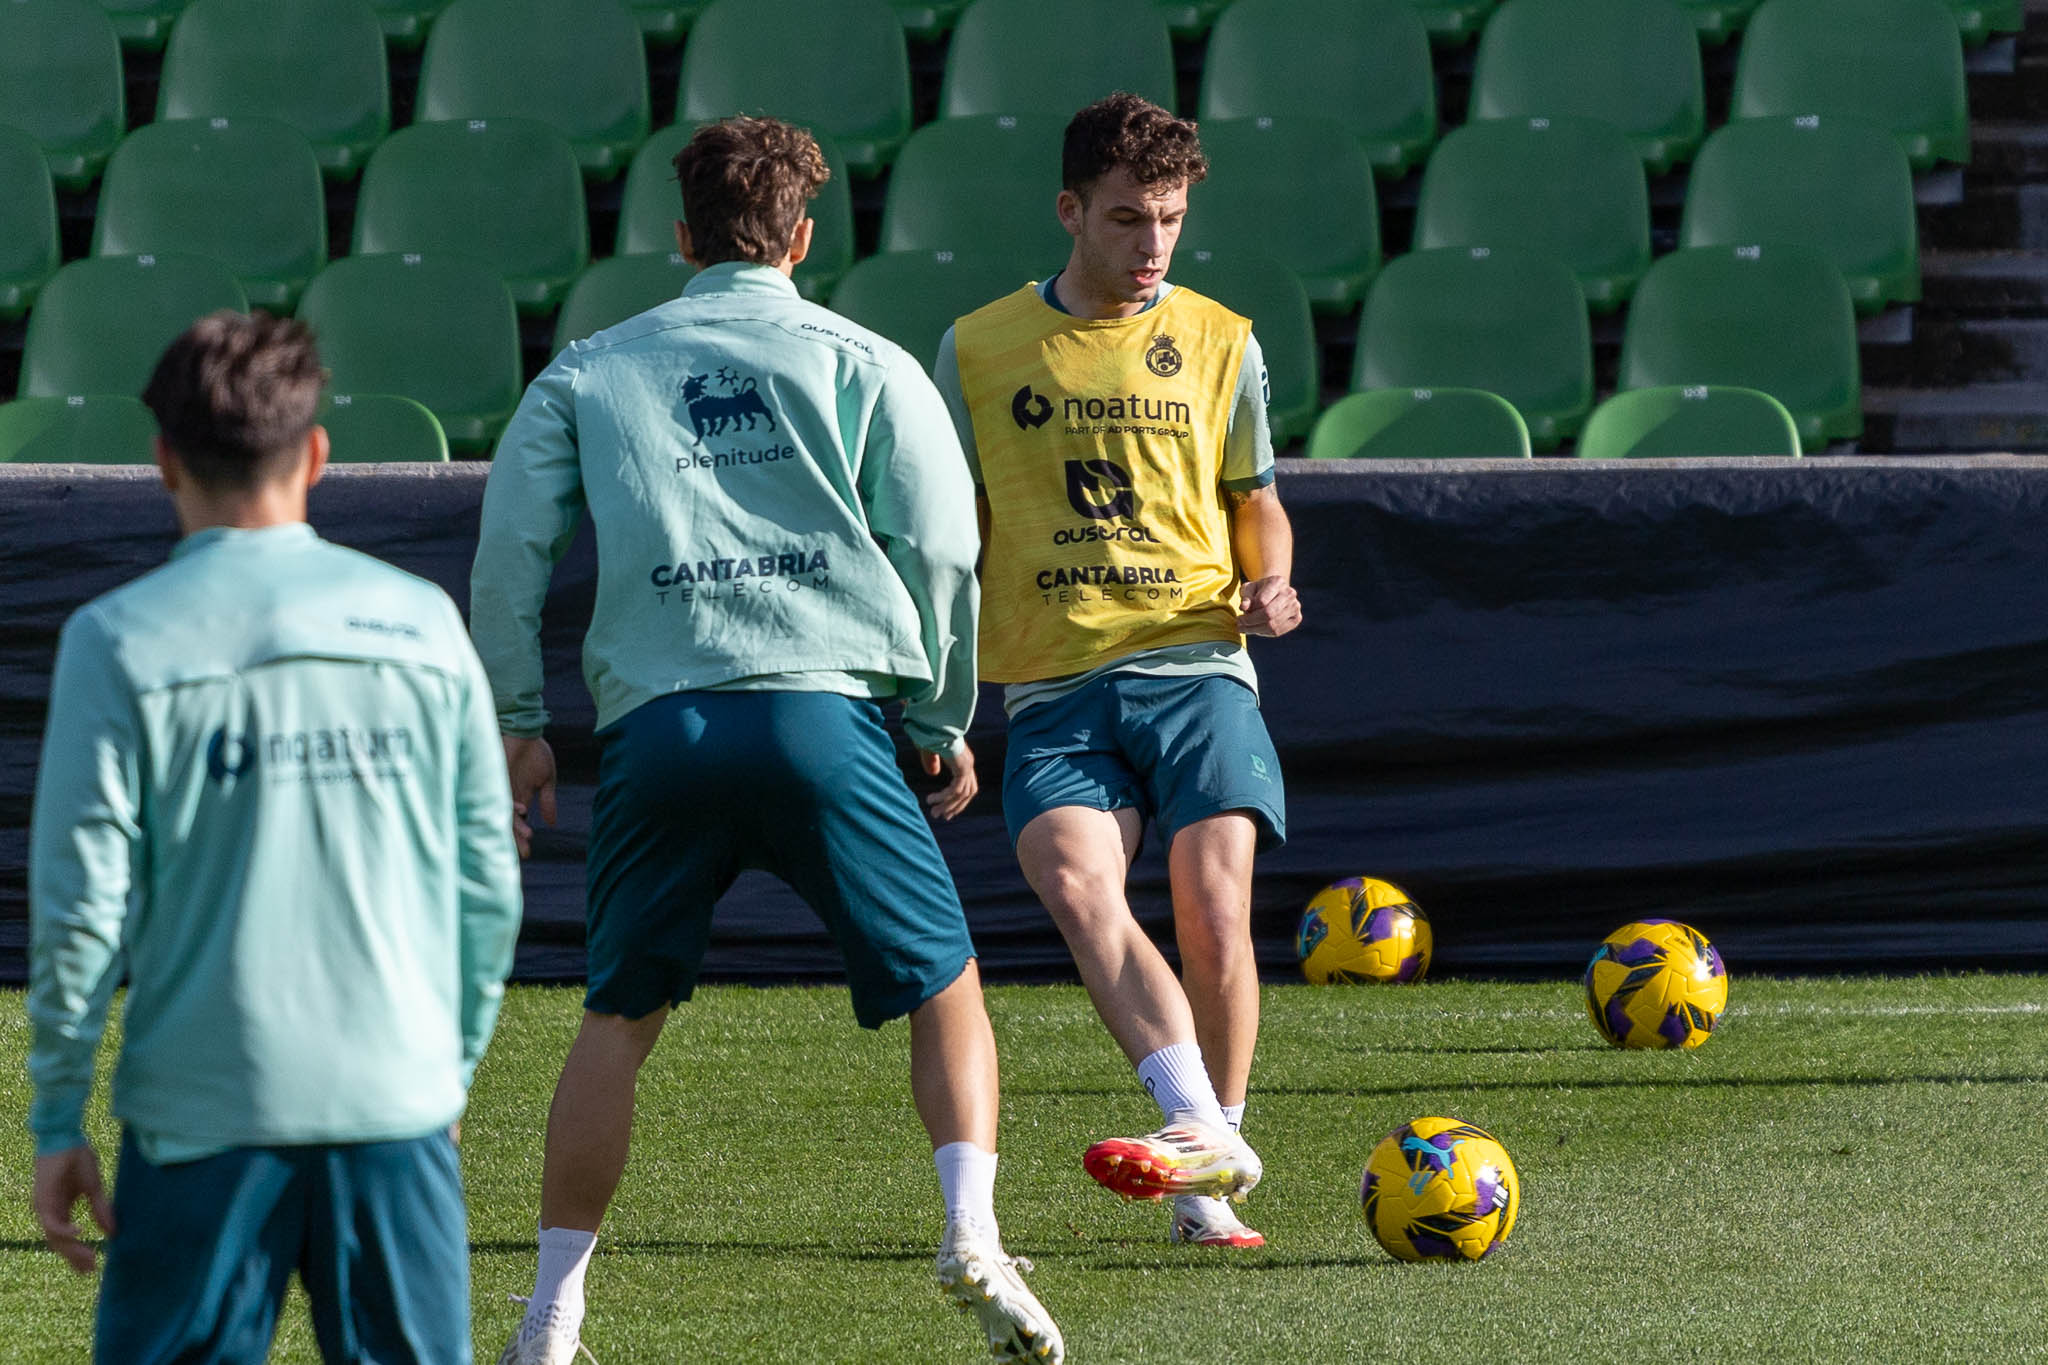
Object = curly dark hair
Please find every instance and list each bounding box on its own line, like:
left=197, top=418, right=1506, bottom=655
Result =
left=1062, top=93, right=1209, bottom=198
left=142, top=310, right=325, bottom=489
left=673, top=116, right=831, bottom=267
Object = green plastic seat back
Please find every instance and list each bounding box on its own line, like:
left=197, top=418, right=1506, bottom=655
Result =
left=1732, top=0, right=1968, bottom=169
left=0, top=126, right=61, bottom=321
left=1168, top=249, right=1319, bottom=444
left=370, top=0, right=448, bottom=46
left=891, top=0, right=970, bottom=36
left=678, top=0, right=911, bottom=177
left=1353, top=246, right=1592, bottom=450
left=1619, top=243, right=1861, bottom=445
left=1470, top=0, right=1705, bottom=173
left=940, top=0, right=1175, bottom=119
left=1578, top=385, right=1802, bottom=458
left=100, top=0, right=186, bottom=49
left=0, top=0, right=125, bottom=190
left=416, top=0, right=650, bottom=179
left=828, top=251, right=1034, bottom=376
left=617, top=124, right=854, bottom=301
left=157, top=0, right=389, bottom=180
left=1200, top=0, right=1436, bottom=178
left=1945, top=0, right=2022, bottom=41
left=1178, top=117, right=1382, bottom=314
left=353, top=119, right=589, bottom=314
left=22, top=254, right=248, bottom=399
left=318, top=393, right=451, bottom=463
left=553, top=254, right=700, bottom=353
left=1672, top=0, right=1762, bottom=41
left=881, top=116, right=1073, bottom=262
left=94, top=119, right=329, bottom=312
left=296, top=254, right=522, bottom=453
left=1306, top=388, right=1532, bottom=459
left=1413, top=116, right=1650, bottom=312
left=1681, top=115, right=1918, bottom=313
left=629, top=0, right=714, bottom=41
left=0, top=396, right=159, bottom=463
left=1154, top=0, right=1227, bottom=36
left=1398, top=0, right=1498, bottom=43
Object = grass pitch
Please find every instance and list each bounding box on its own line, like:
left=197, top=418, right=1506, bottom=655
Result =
left=3, top=974, right=2043, bottom=1363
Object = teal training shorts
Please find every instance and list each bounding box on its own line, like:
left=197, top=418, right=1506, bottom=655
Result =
left=585, top=690, right=975, bottom=1028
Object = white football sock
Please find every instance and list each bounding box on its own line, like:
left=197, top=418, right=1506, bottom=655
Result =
left=1222, top=1102, right=1246, bottom=1133
left=1135, top=1042, right=1229, bottom=1130
left=530, top=1225, right=597, bottom=1322
left=935, top=1141, right=999, bottom=1238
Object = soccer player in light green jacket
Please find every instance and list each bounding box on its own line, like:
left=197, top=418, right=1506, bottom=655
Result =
left=27, top=312, right=524, bottom=1365
left=470, top=117, right=1061, bottom=1365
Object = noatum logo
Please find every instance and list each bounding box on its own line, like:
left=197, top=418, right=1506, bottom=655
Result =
left=1012, top=385, right=1054, bottom=430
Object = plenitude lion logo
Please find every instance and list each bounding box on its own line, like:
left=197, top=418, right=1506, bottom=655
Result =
left=1145, top=334, right=1182, bottom=378
left=684, top=367, right=778, bottom=439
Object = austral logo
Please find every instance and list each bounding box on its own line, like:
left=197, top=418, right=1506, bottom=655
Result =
left=1012, top=385, right=1054, bottom=430
left=684, top=368, right=777, bottom=438
left=1065, top=459, right=1135, bottom=520
left=1146, top=334, right=1183, bottom=377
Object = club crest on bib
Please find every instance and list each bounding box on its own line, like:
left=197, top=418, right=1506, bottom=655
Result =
left=1145, top=334, right=1183, bottom=378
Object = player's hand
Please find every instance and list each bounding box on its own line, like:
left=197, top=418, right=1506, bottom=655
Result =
left=1237, top=576, right=1302, bottom=637
left=920, top=743, right=978, bottom=821
left=33, top=1144, right=114, bottom=1276
left=502, top=735, right=558, bottom=860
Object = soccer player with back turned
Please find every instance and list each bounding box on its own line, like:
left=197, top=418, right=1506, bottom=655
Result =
left=936, top=94, right=1302, bottom=1249
left=470, top=117, right=1062, bottom=1364
left=27, top=312, right=525, bottom=1363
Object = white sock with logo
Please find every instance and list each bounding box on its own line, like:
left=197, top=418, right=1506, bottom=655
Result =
left=935, top=1141, right=1000, bottom=1240
left=1222, top=1102, right=1246, bottom=1133
left=529, top=1225, right=597, bottom=1326
left=1135, top=1042, right=1229, bottom=1130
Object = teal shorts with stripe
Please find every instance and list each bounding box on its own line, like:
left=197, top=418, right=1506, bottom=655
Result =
left=585, top=690, right=976, bottom=1028
left=1001, top=672, right=1286, bottom=851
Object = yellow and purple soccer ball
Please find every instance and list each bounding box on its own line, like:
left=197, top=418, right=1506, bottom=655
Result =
left=1296, top=877, right=1431, bottom=984
left=1360, top=1117, right=1520, bottom=1262
left=1583, top=919, right=1729, bottom=1049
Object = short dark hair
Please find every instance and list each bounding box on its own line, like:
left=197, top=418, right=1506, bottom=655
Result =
left=142, top=311, right=325, bottom=489
left=672, top=116, right=830, bottom=267
left=1062, top=93, right=1209, bottom=199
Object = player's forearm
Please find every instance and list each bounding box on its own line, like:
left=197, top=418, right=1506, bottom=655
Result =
left=1232, top=490, right=1294, bottom=585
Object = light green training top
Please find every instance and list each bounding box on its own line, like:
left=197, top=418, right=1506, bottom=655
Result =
left=471, top=262, right=980, bottom=754
left=27, top=523, right=524, bottom=1162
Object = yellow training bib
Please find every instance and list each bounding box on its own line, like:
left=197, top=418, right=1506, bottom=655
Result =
left=955, top=284, right=1251, bottom=683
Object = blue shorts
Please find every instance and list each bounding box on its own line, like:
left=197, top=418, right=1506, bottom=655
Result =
left=96, top=1130, right=469, bottom=1365
left=1001, top=672, right=1287, bottom=852
left=585, top=690, right=976, bottom=1028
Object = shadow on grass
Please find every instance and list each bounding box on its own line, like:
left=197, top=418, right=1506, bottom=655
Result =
left=469, top=1238, right=1386, bottom=1274
left=1013, top=1072, right=2048, bottom=1099
left=1352, top=1044, right=1613, bottom=1055
left=470, top=1239, right=931, bottom=1263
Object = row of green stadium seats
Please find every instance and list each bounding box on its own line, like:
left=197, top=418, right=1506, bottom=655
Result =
left=0, top=0, right=1982, bottom=196
left=1304, top=385, right=1805, bottom=459
left=0, top=392, right=449, bottom=463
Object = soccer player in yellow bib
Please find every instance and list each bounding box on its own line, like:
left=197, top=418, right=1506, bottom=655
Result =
left=934, top=94, right=1302, bottom=1249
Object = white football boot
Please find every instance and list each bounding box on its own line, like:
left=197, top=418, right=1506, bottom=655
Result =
left=935, top=1222, right=1065, bottom=1364
left=1081, top=1121, right=1263, bottom=1202
left=493, top=1297, right=598, bottom=1365
left=1170, top=1194, right=1266, bottom=1247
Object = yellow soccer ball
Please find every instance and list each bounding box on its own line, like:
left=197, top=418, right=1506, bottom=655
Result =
left=1361, top=1117, right=1521, bottom=1262
left=1296, top=877, right=1431, bottom=984
left=1583, top=919, right=1729, bottom=1049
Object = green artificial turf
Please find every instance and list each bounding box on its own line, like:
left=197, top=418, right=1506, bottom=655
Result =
left=3, top=974, right=2043, bottom=1362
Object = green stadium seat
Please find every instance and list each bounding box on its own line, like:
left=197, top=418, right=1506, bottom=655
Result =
left=1412, top=116, right=1650, bottom=313
left=1153, top=0, right=1227, bottom=35
left=880, top=116, right=1073, bottom=263
left=828, top=251, right=1034, bottom=375
left=1199, top=0, right=1437, bottom=179
left=1469, top=0, right=1706, bottom=174
left=1946, top=0, right=2023, bottom=43
left=0, top=0, right=125, bottom=191
left=1178, top=117, right=1382, bottom=314
left=353, top=119, right=590, bottom=316
left=0, top=396, right=159, bottom=464
left=21, top=254, right=248, bottom=399
left=0, top=127, right=61, bottom=323
left=677, top=0, right=911, bottom=178
left=628, top=0, right=714, bottom=42
left=939, top=0, right=1176, bottom=119
left=1732, top=0, right=1968, bottom=170
left=416, top=0, right=650, bottom=180
left=1353, top=247, right=1592, bottom=451
left=99, top=0, right=186, bottom=50
left=296, top=255, right=522, bottom=454
left=1619, top=244, right=1861, bottom=446
left=1305, top=388, right=1532, bottom=459
left=1398, top=0, right=1497, bottom=44
left=891, top=0, right=967, bottom=34
left=318, top=393, right=450, bottom=463
left=618, top=124, right=854, bottom=302
left=369, top=0, right=448, bottom=47
left=554, top=254, right=699, bottom=353
left=1681, top=115, right=1918, bottom=315
left=1673, top=0, right=1761, bottom=41
left=156, top=0, right=389, bottom=181
left=1169, top=250, right=1319, bottom=444
left=93, top=120, right=329, bottom=312
left=1578, top=385, right=1802, bottom=458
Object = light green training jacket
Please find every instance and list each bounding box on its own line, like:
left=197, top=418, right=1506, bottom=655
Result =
left=470, top=262, right=980, bottom=753
left=27, top=523, right=524, bottom=1161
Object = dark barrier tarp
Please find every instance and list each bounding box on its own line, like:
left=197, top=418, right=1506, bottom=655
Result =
left=3, top=458, right=2044, bottom=985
